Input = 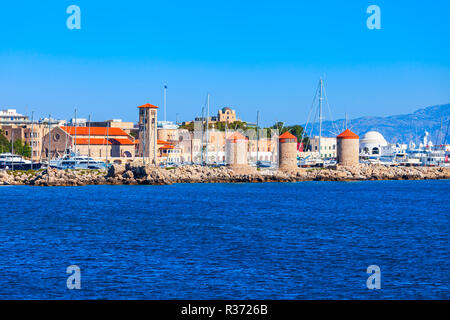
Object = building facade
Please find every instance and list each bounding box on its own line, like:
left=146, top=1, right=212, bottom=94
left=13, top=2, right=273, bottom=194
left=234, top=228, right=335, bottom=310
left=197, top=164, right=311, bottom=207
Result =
left=217, top=107, right=237, bottom=123
left=0, top=109, right=29, bottom=126
left=308, top=136, right=337, bottom=158
left=42, top=126, right=135, bottom=162
left=137, top=103, right=158, bottom=165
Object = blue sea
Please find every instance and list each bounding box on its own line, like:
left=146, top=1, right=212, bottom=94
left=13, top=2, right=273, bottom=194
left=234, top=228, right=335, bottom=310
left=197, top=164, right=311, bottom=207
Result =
left=0, top=180, right=448, bottom=299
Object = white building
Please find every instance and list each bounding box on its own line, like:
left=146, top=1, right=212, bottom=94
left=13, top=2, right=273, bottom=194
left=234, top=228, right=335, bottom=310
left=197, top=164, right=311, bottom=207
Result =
left=308, top=136, right=337, bottom=158
left=68, top=118, right=87, bottom=126
left=360, top=131, right=388, bottom=155
left=0, top=109, right=30, bottom=125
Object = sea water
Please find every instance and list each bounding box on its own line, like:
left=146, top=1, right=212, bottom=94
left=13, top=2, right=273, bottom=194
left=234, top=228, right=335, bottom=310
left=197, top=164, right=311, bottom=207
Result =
left=0, top=180, right=448, bottom=299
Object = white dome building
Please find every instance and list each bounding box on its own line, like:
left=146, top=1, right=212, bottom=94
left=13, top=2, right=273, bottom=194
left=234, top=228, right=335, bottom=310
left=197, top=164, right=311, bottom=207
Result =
left=360, top=131, right=388, bottom=155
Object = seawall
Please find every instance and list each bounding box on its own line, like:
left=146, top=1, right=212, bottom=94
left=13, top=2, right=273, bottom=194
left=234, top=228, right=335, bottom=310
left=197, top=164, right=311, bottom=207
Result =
left=1, top=163, right=449, bottom=186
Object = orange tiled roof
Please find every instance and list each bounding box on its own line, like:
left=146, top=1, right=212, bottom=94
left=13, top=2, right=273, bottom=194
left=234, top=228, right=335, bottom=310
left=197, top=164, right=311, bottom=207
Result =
left=226, top=132, right=247, bottom=142
left=109, top=138, right=135, bottom=145
left=157, top=139, right=171, bottom=145
left=159, top=145, right=174, bottom=150
left=138, top=103, right=159, bottom=109
left=74, top=138, right=111, bottom=145
left=279, top=131, right=297, bottom=141
left=62, top=126, right=129, bottom=136
left=74, top=138, right=134, bottom=145
left=337, top=129, right=359, bottom=139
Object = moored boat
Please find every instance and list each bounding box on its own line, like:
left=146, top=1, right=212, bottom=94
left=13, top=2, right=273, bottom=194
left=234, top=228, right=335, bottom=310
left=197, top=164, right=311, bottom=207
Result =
left=49, top=153, right=107, bottom=170
left=0, top=153, right=42, bottom=170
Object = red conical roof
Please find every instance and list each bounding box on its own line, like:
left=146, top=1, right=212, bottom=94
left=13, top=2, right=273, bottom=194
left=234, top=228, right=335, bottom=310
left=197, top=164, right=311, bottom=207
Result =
left=337, top=129, right=359, bottom=139
left=226, top=132, right=247, bottom=142
left=279, top=131, right=298, bottom=143
left=138, top=103, right=159, bottom=109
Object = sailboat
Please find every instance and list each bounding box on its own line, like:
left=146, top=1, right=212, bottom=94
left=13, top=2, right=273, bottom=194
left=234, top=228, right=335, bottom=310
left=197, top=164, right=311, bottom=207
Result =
left=299, top=78, right=337, bottom=167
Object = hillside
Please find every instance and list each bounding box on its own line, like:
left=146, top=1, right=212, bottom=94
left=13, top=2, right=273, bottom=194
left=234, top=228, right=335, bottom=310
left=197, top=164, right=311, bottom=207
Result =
left=305, top=103, right=450, bottom=144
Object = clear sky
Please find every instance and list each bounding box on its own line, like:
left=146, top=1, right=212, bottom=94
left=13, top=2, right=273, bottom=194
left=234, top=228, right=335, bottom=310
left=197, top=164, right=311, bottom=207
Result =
left=0, top=0, right=449, bottom=126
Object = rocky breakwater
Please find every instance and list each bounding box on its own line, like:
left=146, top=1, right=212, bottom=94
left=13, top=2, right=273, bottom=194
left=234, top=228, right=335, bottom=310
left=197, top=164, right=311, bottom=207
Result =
left=310, top=164, right=450, bottom=181
left=0, top=168, right=107, bottom=186
left=104, top=163, right=292, bottom=185
left=105, top=163, right=450, bottom=184
left=0, top=163, right=449, bottom=186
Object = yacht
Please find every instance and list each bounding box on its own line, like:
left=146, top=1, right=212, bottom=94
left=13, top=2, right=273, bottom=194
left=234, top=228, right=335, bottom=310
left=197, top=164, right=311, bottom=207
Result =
left=0, top=153, right=42, bottom=170
left=298, top=155, right=324, bottom=167
left=49, top=154, right=107, bottom=170
left=419, top=150, right=447, bottom=167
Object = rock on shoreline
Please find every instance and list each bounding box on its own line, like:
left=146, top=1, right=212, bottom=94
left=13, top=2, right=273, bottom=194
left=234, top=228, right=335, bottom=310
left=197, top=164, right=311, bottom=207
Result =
left=0, top=164, right=449, bottom=186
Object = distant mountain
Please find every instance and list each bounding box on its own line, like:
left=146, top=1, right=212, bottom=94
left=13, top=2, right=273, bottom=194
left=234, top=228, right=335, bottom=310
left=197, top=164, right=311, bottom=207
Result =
left=305, top=103, right=450, bottom=144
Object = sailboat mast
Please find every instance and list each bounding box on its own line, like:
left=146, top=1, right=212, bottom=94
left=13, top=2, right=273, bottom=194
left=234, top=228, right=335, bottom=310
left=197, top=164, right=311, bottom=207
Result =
left=164, top=84, right=167, bottom=122
left=106, top=123, right=109, bottom=164
left=11, top=129, right=14, bottom=171
left=74, top=109, right=77, bottom=155
left=205, top=93, right=210, bottom=165
left=48, top=114, right=51, bottom=162
left=318, top=78, right=323, bottom=158
left=201, top=105, right=205, bottom=164
left=142, top=109, right=146, bottom=165
left=153, top=110, right=157, bottom=166
left=88, top=114, right=91, bottom=166
left=256, top=110, right=260, bottom=163
left=30, top=111, right=34, bottom=169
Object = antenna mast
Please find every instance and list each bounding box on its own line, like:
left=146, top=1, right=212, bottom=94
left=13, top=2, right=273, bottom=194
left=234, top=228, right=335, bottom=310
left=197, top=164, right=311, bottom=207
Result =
left=205, top=93, right=210, bottom=165
left=256, top=110, right=260, bottom=163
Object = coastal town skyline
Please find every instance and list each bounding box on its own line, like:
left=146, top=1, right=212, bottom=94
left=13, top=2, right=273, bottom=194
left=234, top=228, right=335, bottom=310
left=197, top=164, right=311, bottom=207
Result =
left=1, top=1, right=449, bottom=125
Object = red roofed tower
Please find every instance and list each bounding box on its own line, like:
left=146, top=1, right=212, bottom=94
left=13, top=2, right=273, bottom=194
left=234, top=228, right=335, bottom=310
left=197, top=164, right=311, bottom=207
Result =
left=336, top=129, right=359, bottom=165
left=278, top=131, right=298, bottom=171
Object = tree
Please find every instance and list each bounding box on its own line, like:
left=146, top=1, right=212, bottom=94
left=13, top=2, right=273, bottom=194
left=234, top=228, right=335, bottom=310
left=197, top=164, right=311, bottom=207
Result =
left=178, top=122, right=195, bottom=131
left=0, top=130, right=11, bottom=153
left=267, top=123, right=310, bottom=149
left=129, top=131, right=138, bottom=139
left=12, top=139, right=31, bottom=158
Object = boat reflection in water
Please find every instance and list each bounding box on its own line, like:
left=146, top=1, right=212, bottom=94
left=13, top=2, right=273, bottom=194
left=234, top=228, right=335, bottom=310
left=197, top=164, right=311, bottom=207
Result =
left=0, top=153, right=42, bottom=170
left=49, top=153, right=108, bottom=170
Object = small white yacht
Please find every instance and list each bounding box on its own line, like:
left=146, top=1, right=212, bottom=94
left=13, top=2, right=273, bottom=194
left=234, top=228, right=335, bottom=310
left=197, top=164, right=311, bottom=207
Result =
left=49, top=153, right=107, bottom=170
left=0, top=153, right=41, bottom=170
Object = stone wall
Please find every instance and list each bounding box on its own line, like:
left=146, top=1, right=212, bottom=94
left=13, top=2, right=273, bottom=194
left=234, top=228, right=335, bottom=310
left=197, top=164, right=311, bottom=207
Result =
left=337, top=138, right=359, bottom=165
left=279, top=141, right=297, bottom=171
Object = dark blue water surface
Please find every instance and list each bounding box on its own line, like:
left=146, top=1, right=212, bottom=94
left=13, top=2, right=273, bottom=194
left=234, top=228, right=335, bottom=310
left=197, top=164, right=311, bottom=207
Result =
left=0, top=180, right=449, bottom=299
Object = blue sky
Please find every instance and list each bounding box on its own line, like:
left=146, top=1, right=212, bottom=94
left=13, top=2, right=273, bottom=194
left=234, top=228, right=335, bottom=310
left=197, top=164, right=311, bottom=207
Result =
left=0, top=0, right=449, bottom=126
